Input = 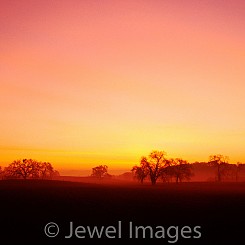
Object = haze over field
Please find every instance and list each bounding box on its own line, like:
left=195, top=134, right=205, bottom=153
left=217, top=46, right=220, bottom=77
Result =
left=1, top=0, right=245, bottom=175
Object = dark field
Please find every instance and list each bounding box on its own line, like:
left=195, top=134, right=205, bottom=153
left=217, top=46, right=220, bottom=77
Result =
left=0, top=180, right=244, bottom=245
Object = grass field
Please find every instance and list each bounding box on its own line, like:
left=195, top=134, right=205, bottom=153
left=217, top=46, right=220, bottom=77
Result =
left=0, top=180, right=244, bottom=245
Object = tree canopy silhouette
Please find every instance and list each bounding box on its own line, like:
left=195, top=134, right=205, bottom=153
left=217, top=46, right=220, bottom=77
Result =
left=164, top=158, right=193, bottom=183
left=91, top=165, right=109, bottom=179
left=3, top=159, right=59, bottom=180
left=131, top=165, right=148, bottom=184
left=133, top=151, right=195, bottom=184
left=208, top=154, right=229, bottom=182
left=140, top=150, right=168, bottom=185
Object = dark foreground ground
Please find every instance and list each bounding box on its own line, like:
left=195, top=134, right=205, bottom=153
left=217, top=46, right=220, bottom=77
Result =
left=0, top=180, right=244, bottom=245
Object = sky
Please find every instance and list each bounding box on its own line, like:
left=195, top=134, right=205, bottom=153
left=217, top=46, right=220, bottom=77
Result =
left=1, top=0, right=245, bottom=175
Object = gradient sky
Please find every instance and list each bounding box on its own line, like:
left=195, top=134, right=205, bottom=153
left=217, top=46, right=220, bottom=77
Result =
left=1, top=0, right=245, bottom=175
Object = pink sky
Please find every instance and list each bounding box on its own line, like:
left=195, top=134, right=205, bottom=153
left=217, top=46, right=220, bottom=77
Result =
left=1, top=0, right=245, bottom=175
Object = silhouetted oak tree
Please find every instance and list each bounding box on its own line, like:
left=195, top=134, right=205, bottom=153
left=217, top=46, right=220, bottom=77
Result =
left=91, top=165, right=108, bottom=179
left=208, top=154, right=229, bottom=182
left=166, top=158, right=193, bottom=183
left=131, top=165, right=148, bottom=184
left=4, top=159, right=58, bottom=180
left=141, top=150, right=168, bottom=185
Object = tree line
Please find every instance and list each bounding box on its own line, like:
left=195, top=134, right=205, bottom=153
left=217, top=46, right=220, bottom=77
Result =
left=131, top=151, right=244, bottom=185
left=0, top=159, right=59, bottom=180
left=1, top=151, right=244, bottom=183
left=131, top=150, right=193, bottom=185
left=91, top=150, right=245, bottom=185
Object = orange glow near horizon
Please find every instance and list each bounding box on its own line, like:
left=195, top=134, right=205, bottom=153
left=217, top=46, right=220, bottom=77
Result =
left=1, top=0, right=245, bottom=175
